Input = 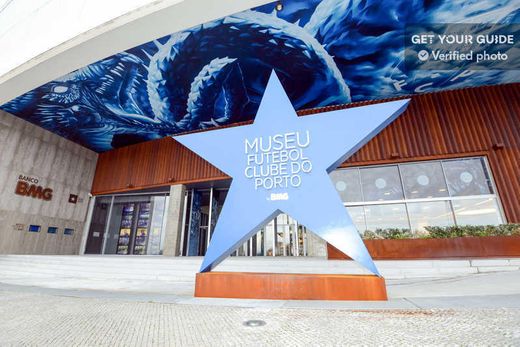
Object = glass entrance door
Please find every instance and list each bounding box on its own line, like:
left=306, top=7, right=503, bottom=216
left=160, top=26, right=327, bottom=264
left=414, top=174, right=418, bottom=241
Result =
left=113, top=202, right=152, bottom=255
left=181, top=189, right=223, bottom=256
left=84, top=196, right=112, bottom=254
left=85, top=193, right=168, bottom=255
left=180, top=188, right=311, bottom=257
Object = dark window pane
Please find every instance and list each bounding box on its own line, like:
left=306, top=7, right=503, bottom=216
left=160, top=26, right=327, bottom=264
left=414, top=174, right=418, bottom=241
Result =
left=360, top=166, right=404, bottom=201
left=443, top=158, right=493, bottom=196
left=28, top=225, right=41, bottom=232
left=400, top=162, right=449, bottom=199
left=330, top=168, right=362, bottom=203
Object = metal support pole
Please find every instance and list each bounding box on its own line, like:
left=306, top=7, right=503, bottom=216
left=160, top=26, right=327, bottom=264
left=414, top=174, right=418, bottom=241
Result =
left=206, top=187, right=213, bottom=252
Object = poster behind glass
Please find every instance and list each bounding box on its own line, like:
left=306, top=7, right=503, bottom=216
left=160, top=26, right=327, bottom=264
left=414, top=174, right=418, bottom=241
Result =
left=133, top=203, right=151, bottom=255
left=117, top=204, right=134, bottom=254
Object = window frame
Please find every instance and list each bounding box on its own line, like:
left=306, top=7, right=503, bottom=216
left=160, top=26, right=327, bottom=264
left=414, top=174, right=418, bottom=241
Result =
left=335, top=156, right=506, bottom=232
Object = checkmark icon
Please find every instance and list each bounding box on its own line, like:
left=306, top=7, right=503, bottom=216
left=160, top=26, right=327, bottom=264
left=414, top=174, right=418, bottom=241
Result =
left=418, top=50, right=429, bottom=62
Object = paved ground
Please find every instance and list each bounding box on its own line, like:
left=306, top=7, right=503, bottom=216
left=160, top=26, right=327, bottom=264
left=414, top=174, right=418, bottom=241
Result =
left=0, top=280, right=519, bottom=345
left=0, top=287, right=519, bottom=346
left=1, top=270, right=520, bottom=345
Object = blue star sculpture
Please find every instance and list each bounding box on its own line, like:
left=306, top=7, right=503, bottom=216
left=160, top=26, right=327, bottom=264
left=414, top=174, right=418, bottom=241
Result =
left=174, top=71, right=409, bottom=276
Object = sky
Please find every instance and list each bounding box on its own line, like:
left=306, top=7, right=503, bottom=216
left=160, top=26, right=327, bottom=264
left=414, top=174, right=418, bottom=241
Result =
left=0, top=0, right=177, bottom=78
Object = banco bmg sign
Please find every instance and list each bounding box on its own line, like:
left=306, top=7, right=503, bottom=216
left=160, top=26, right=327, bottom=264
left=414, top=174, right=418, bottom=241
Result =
left=15, top=174, right=53, bottom=201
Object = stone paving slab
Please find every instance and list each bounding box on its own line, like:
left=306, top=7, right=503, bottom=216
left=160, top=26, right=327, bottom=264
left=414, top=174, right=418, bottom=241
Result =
left=0, top=289, right=519, bottom=346
left=387, top=271, right=520, bottom=298
left=407, top=294, right=520, bottom=309
left=1, top=267, right=520, bottom=345
left=3, top=282, right=520, bottom=310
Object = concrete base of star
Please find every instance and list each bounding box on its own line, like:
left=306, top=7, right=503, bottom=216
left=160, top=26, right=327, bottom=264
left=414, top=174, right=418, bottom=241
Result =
left=194, top=272, right=388, bottom=301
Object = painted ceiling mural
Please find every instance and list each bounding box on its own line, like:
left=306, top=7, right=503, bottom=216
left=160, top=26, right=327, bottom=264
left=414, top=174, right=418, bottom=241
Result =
left=1, top=0, right=519, bottom=152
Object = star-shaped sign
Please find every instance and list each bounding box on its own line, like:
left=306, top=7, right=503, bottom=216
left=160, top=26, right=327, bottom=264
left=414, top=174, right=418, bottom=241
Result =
left=174, top=71, right=409, bottom=276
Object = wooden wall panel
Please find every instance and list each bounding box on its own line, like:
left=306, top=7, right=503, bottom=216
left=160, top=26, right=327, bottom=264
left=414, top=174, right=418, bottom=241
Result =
left=91, top=83, right=520, bottom=222
left=91, top=137, right=227, bottom=194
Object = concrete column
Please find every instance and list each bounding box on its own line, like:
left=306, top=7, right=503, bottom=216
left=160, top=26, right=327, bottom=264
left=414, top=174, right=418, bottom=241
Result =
left=162, top=184, right=186, bottom=256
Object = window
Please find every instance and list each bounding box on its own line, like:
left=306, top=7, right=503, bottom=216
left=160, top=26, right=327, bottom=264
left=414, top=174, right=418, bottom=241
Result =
left=364, top=204, right=409, bottom=231
left=64, top=228, right=74, bottom=236
left=85, top=192, right=169, bottom=255
left=47, top=226, right=58, bottom=234
left=346, top=206, right=366, bottom=232
left=333, top=157, right=504, bottom=234
left=360, top=165, right=404, bottom=201
left=28, top=225, right=41, bottom=232
left=329, top=169, right=362, bottom=203
left=443, top=158, right=492, bottom=196
left=180, top=188, right=322, bottom=257
left=407, top=201, right=454, bottom=231
left=452, top=198, right=502, bottom=226
left=400, top=161, right=449, bottom=199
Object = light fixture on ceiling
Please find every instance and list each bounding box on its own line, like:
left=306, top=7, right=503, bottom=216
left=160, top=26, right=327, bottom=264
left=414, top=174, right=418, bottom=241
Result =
left=275, top=1, right=283, bottom=11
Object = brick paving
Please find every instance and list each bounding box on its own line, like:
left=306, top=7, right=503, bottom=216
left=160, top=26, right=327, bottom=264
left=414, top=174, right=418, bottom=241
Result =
left=0, top=289, right=519, bottom=346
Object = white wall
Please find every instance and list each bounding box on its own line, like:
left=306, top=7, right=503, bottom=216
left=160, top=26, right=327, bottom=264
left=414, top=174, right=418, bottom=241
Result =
left=0, top=0, right=178, bottom=79
left=0, top=109, right=98, bottom=254
left=0, top=0, right=272, bottom=105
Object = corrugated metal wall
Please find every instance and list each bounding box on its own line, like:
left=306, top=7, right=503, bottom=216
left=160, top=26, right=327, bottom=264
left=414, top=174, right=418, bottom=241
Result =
left=91, top=83, right=520, bottom=222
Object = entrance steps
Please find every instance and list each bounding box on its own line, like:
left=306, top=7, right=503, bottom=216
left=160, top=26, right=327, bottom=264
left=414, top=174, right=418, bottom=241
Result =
left=0, top=255, right=518, bottom=285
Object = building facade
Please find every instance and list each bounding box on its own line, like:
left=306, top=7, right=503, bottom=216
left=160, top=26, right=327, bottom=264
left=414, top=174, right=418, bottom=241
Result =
left=78, top=83, right=519, bottom=258
left=0, top=0, right=519, bottom=259
left=0, top=82, right=518, bottom=257
left=0, top=109, right=97, bottom=254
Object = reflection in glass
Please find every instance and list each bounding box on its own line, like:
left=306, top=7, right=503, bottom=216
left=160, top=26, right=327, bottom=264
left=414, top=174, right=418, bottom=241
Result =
left=346, top=206, right=367, bottom=233
left=329, top=168, right=362, bottom=202
left=263, top=221, right=275, bottom=256
left=443, top=158, right=492, bottom=196
left=400, top=162, right=449, bottom=199
left=452, top=198, right=502, bottom=226
left=407, top=201, right=454, bottom=232
left=275, top=215, right=286, bottom=256
left=234, top=213, right=309, bottom=257
left=364, top=204, right=409, bottom=231
left=360, top=166, right=404, bottom=201
left=187, top=191, right=203, bottom=256
left=254, top=230, right=264, bottom=256
left=147, top=196, right=166, bottom=255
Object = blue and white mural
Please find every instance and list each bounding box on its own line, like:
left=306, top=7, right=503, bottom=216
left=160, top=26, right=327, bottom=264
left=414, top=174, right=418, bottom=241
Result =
left=1, top=0, right=519, bottom=152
